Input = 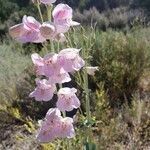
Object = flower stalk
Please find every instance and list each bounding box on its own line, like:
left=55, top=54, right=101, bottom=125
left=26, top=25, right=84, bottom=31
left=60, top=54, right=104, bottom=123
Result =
left=36, top=0, right=44, bottom=22
left=84, top=68, right=91, bottom=123
left=47, top=5, right=52, bottom=21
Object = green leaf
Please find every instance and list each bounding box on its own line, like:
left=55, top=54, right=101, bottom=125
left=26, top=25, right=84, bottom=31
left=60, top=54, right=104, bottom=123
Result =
left=84, top=142, right=96, bottom=150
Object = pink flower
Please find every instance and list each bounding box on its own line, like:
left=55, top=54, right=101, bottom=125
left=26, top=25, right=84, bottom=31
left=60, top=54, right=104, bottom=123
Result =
left=29, top=79, right=56, bottom=101
left=48, top=68, right=71, bottom=84
left=31, top=53, right=62, bottom=77
left=54, top=33, right=66, bottom=43
left=37, top=108, right=75, bottom=142
left=31, top=53, right=71, bottom=83
left=40, top=23, right=66, bottom=42
left=43, top=53, right=71, bottom=84
left=43, top=53, right=62, bottom=77
left=22, top=15, right=41, bottom=32
left=58, top=48, right=85, bottom=72
left=40, top=0, right=56, bottom=5
left=9, top=23, right=27, bottom=39
left=32, top=0, right=56, bottom=5
left=9, top=15, right=45, bottom=43
left=53, top=4, right=73, bottom=20
left=37, top=108, right=62, bottom=142
left=45, top=108, right=61, bottom=120
left=58, top=117, right=75, bottom=138
left=52, top=4, right=80, bottom=33
left=40, top=22, right=55, bottom=39
left=31, top=53, right=45, bottom=76
left=86, top=66, right=99, bottom=76
left=56, top=87, right=80, bottom=111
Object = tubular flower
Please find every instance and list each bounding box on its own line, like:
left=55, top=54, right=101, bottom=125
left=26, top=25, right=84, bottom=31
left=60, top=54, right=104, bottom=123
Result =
left=58, top=117, right=75, bottom=138
left=52, top=4, right=80, bottom=34
left=40, top=0, right=56, bottom=5
left=31, top=53, right=71, bottom=83
left=9, top=15, right=45, bottom=43
left=40, top=22, right=55, bottom=39
left=32, top=0, right=56, bottom=5
left=86, top=66, right=99, bottom=76
left=54, top=33, right=66, bottom=42
left=58, top=48, right=85, bottom=72
left=37, top=108, right=62, bottom=142
left=37, top=108, right=75, bottom=142
left=29, top=79, right=56, bottom=101
left=31, top=53, right=45, bottom=76
left=48, top=68, right=71, bottom=84
left=43, top=53, right=62, bottom=77
left=56, top=87, right=80, bottom=111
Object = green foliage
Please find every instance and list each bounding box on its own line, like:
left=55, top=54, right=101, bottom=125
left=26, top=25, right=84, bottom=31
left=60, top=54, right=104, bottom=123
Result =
left=74, top=7, right=148, bottom=30
left=63, top=0, right=132, bottom=11
left=92, top=28, right=150, bottom=107
left=66, top=27, right=150, bottom=107
left=0, top=0, right=19, bottom=22
left=0, top=42, right=30, bottom=106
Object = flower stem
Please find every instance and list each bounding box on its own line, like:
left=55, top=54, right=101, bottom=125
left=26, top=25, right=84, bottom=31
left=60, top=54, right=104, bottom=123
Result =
left=84, top=67, right=91, bottom=123
left=37, top=1, right=44, bottom=23
left=46, top=5, right=52, bottom=22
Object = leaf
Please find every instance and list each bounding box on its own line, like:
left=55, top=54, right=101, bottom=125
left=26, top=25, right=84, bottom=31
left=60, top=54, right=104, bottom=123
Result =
left=84, top=142, right=96, bottom=150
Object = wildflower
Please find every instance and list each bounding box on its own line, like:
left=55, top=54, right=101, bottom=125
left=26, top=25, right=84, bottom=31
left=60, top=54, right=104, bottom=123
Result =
left=37, top=108, right=75, bottom=142
left=40, top=0, right=56, bottom=5
left=31, top=53, right=45, bottom=76
left=52, top=4, right=80, bottom=33
left=9, top=15, right=45, bottom=43
left=31, top=53, right=71, bottom=83
left=32, top=0, right=56, bottom=5
left=43, top=53, right=62, bottom=77
left=40, top=22, right=55, bottom=39
left=58, top=117, right=75, bottom=138
left=9, top=24, right=27, bottom=40
left=86, top=66, right=99, bottom=76
left=57, top=87, right=80, bottom=111
left=58, top=48, right=85, bottom=72
left=37, top=108, right=62, bottom=142
left=48, top=68, right=71, bottom=84
left=23, top=15, right=41, bottom=31
left=55, top=33, right=66, bottom=42
left=31, top=53, right=61, bottom=77
left=29, top=79, right=56, bottom=101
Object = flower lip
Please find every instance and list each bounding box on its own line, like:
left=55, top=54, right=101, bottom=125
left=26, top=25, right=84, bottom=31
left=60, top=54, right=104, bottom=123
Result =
left=58, top=87, right=77, bottom=95
left=56, top=87, right=80, bottom=111
left=29, top=79, right=56, bottom=101
left=40, top=0, right=56, bottom=5
left=36, top=108, right=75, bottom=142
left=52, top=4, right=73, bottom=20
left=86, top=66, right=99, bottom=76
left=40, top=22, right=55, bottom=39
left=22, top=15, right=41, bottom=32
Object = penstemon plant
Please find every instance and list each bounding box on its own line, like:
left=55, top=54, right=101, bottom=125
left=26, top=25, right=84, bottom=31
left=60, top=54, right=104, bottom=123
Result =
left=9, top=0, right=98, bottom=149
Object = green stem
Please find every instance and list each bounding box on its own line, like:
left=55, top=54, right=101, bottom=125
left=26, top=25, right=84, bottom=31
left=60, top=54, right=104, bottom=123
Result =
left=57, top=42, right=60, bottom=53
left=42, top=43, right=48, bottom=53
left=62, top=111, right=66, bottom=118
left=37, top=1, right=44, bottom=23
left=50, top=40, right=55, bottom=52
left=84, top=67, right=91, bottom=123
left=46, top=5, right=52, bottom=21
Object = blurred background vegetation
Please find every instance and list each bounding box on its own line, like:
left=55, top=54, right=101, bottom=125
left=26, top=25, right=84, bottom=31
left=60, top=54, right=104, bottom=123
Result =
left=0, top=0, right=150, bottom=149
